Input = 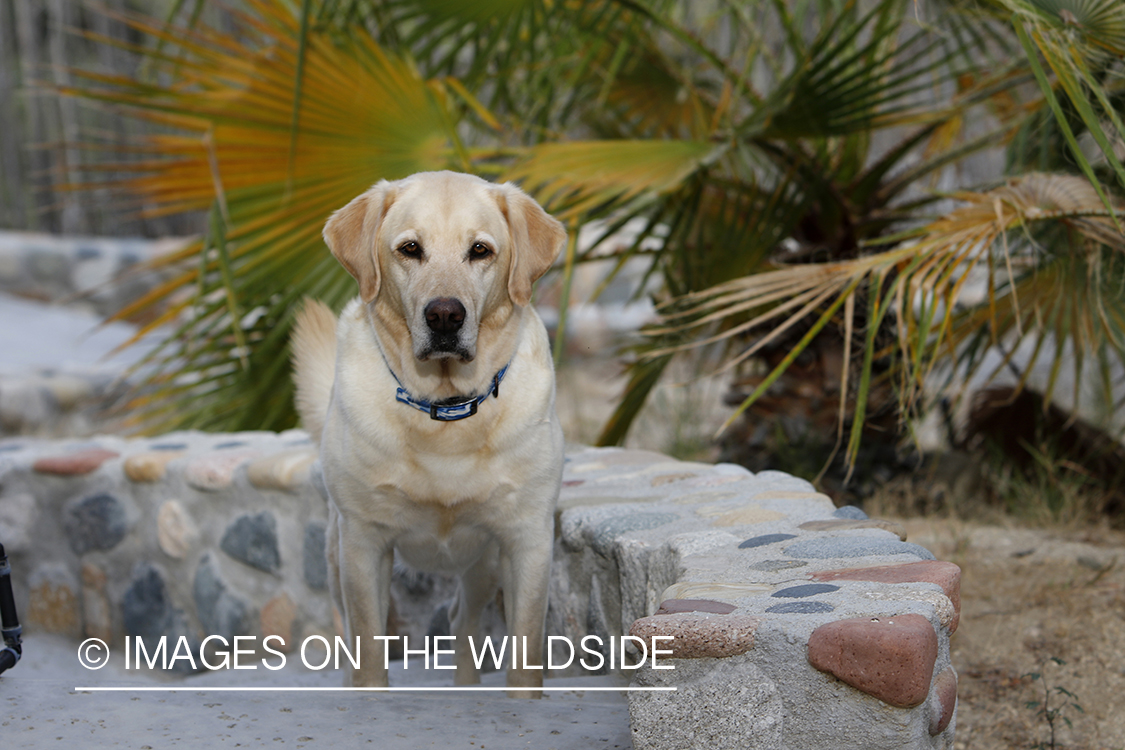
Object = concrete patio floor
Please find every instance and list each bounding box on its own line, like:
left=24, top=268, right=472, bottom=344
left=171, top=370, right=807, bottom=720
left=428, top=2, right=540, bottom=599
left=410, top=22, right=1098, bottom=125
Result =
left=1, top=635, right=633, bottom=749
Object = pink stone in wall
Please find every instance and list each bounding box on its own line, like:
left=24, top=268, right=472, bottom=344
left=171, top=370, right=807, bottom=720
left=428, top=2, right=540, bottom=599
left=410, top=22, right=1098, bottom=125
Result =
left=929, top=666, right=957, bottom=735
left=184, top=449, right=260, bottom=491
left=810, top=561, right=962, bottom=632
left=630, top=613, right=760, bottom=659
left=807, top=613, right=939, bottom=708
left=33, top=448, right=119, bottom=476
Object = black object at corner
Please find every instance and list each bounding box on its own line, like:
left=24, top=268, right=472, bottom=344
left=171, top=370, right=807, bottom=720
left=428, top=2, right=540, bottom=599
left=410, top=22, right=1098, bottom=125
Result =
left=0, top=542, right=22, bottom=676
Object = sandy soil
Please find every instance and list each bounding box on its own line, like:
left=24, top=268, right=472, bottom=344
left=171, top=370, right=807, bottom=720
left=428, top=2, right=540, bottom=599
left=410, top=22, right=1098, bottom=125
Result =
left=903, top=519, right=1125, bottom=750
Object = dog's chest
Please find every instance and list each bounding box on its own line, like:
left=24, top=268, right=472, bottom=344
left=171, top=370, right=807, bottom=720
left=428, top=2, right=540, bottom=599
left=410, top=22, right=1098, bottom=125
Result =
left=389, top=446, right=509, bottom=507
left=325, top=423, right=528, bottom=516
left=392, top=502, right=495, bottom=572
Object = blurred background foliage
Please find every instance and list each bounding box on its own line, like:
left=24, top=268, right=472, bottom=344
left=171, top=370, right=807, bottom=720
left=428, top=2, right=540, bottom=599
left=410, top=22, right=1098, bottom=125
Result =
left=2, top=0, right=1123, bottom=496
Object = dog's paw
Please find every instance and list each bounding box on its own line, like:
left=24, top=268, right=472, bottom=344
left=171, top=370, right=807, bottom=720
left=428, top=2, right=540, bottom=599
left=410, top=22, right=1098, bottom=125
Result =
left=505, top=688, right=543, bottom=700
left=505, top=669, right=543, bottom=699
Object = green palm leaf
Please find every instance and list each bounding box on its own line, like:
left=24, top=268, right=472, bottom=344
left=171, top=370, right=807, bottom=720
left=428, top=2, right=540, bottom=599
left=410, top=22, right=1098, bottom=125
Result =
left=1005, top=0, right=1125, bottom=211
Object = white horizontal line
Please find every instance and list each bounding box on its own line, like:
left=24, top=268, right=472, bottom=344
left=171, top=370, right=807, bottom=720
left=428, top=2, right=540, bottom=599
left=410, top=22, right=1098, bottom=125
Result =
left=74, top=686, right=676, bottom=692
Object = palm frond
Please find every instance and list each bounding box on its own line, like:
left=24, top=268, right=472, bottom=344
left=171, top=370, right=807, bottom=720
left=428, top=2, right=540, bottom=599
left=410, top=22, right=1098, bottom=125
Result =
left=504, top=139, right=722, bottom=218
left=1005, top=0, right=1125, bottom=210
left=751, top=1, right=955, bottom=138
left=648, top=173, right=1125, bottom=463
left=65, top=0, right=459, bottom=432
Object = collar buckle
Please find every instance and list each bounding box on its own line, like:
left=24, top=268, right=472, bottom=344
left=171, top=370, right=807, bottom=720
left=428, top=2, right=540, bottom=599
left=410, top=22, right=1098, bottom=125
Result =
left=429, top=399, right=478, bottom=422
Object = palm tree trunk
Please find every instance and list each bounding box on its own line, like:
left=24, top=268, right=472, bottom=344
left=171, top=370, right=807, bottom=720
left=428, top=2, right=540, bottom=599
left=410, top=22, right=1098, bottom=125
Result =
left=12, top=0, right=55, bottom=231
left=0, top=2, right=28, bottom=228
left=47, top=0, right=84, bottom=233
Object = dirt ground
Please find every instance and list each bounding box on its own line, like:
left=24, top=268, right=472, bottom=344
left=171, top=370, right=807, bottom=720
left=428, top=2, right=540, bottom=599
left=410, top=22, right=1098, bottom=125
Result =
left=902, top=519, right=1125, bottom=750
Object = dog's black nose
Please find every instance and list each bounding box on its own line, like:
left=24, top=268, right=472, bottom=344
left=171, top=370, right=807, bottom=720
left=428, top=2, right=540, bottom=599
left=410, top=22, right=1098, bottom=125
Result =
left=424, top=297, right=466, bottom=334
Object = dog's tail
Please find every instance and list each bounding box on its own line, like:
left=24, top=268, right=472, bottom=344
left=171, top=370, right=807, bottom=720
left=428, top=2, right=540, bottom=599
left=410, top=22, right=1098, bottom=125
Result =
left=291, top=298, right=338, bottom=443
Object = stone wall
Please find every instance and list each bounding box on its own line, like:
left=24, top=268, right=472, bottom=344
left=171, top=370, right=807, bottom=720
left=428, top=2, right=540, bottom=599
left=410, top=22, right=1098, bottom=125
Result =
left=0, top=231, right=183, bottom=438
left=0, top=431, right=959, bottom=748
left=0, top=230, right=179, bottom=316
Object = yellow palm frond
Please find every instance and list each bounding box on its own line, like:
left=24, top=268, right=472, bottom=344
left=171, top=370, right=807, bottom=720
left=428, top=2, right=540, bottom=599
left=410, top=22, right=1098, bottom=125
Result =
left=504, top=139, right=722, bottom=218
left=65, top=0, right=459, bottom=432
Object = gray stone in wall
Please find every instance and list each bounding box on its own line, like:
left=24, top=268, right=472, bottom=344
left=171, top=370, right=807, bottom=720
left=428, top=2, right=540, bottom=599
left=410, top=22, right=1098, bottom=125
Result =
left=749, top=559, right=807, bottom=572
left=739, top=533, right=796, bottom=550
left=833, top=505, right=869, bottom=520
left=122, top=563, right=172, bottom=642
left=302, top=521, right=327, bottom=590
left=771, top=583, right=840, bottom=598
left=220, top=511, right=281, bottom=573
left=64, top=493, right=129, bottom=555
left=122, top=563, right=202, bottom=675
left=193, top=554, right=252, bottom=640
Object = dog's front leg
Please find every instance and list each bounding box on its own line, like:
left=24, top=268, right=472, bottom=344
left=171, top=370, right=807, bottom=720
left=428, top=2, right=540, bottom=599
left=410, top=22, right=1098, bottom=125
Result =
left=449, top=549, right=499, bottom=685
left=337, top=515, right=394, bottom=688
left=499, top=525, right=553, bottom=699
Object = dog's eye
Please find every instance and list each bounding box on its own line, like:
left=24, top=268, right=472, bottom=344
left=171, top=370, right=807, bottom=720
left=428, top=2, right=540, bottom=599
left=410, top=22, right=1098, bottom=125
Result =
left=468, top=242, right=493, bottom=260
left=397, top=241, right=422, bottom=259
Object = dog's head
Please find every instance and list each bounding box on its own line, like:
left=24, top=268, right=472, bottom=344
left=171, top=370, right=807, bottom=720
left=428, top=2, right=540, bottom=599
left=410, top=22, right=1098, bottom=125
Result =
left=323, top=171, right=565, bottom=363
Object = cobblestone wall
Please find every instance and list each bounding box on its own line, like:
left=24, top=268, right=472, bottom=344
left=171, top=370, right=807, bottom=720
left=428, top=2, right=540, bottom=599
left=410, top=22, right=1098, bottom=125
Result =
left=0, top=432, right=959, bottom=749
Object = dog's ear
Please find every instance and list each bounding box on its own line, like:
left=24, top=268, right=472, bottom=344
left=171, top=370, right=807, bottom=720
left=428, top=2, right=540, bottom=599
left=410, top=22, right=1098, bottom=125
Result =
left=497, top=184, right=566, bottom=307
left=323, top=182, right=396, bottom=303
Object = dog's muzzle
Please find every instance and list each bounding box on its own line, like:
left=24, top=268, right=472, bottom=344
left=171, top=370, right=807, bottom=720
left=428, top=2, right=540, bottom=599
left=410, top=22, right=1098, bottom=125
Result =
left=420, top=297, right=473, bottom=361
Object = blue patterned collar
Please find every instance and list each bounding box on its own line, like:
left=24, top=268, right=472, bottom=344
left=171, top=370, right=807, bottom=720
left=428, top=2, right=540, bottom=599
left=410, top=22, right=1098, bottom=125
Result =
left=387, top=361, right=510, bottom=421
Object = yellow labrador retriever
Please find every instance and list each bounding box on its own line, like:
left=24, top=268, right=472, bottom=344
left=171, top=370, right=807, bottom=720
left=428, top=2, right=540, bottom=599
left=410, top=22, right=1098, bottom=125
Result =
left=291, top=171, right=566, bottom=697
